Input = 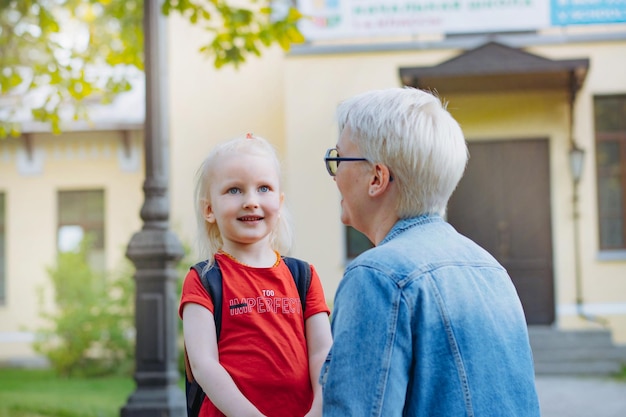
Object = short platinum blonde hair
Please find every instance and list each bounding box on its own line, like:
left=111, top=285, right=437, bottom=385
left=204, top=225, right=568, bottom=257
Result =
left=337, top=87, right=468, bottom=217
left=194, top=134, right=294, bottom=263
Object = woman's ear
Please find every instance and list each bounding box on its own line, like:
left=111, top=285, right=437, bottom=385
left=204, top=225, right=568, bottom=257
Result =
left=368, top=164, right=393, bottom=197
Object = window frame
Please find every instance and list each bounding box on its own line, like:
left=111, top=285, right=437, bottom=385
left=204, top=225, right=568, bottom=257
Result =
left=593, top=94, right=626, bottom=253
left=57, top=189, right=106, bottom=271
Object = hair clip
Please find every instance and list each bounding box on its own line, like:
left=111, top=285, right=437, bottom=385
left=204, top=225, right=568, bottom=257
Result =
left=246, top=132, right=254, bottom=139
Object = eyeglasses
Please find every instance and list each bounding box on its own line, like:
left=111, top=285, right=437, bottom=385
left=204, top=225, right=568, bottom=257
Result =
left=324, top=148, right=368, bottom=176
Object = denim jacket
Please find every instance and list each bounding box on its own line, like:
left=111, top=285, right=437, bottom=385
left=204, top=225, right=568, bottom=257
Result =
left=321, top=215, right=540, bottom=417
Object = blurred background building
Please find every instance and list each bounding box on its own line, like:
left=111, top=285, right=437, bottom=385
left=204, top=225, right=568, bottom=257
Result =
left=1, top=0, right=626, bottom=373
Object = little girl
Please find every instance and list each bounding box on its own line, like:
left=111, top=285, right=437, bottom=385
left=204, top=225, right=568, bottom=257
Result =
left=179, top=134, right=332, bottom=417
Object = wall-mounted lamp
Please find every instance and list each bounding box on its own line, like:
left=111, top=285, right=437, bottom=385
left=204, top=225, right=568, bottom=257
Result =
left=569, top=144, right=585, bottom=184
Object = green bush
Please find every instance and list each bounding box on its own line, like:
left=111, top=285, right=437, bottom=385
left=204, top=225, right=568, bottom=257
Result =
left=33, top=238, right=135, bottom=377
left=33, top=234, right=195, bottom=379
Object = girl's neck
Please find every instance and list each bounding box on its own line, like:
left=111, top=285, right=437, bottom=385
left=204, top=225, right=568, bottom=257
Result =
left=219, top=247, right=280, bottom=268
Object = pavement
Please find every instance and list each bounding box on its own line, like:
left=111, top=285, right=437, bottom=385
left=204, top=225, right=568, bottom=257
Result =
left=536, top=376, right=626, bottom=417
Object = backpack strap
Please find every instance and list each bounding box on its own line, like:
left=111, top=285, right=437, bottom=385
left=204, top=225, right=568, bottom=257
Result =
left=282, top=256, right=311, bottom=311
left=191, top=260, right=223, bottom=339
left=184, top=260, right=222, bottom=417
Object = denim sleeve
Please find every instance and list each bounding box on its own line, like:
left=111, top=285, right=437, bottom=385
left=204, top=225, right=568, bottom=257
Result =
left=321, top=265, right=411, bottom=417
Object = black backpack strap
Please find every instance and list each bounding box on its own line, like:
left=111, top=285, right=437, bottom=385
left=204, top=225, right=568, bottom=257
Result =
left=282, top=256, right=312, bottom=312
left=185, top=260, right=222, bottom=417
left=185, top=379, right=204, bottom=417
left=191, top=260, right=223, bottom=339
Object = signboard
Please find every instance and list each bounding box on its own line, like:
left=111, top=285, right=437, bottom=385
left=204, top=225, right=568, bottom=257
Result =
left=296, top=0, right=626, bottom=41
left=551, top=0, right=626, bottom=26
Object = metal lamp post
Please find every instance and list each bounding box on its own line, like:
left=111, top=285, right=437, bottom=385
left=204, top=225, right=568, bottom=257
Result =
left=569, top=143, right=595, bottom=323
left=570, top=143, right=584, bottom=311
left=121, top=0, right=186, bottom=415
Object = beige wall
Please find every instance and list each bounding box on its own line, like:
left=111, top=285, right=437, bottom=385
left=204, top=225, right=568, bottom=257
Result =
left=0, top=131, right=144, bottom=361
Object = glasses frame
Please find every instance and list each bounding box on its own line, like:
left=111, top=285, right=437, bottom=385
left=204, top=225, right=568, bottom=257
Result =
left=324, top=148, right=368, bottom=176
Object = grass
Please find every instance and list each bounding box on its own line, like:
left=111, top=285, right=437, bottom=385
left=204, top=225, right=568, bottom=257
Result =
left=0, top=368, right=135, bottom=417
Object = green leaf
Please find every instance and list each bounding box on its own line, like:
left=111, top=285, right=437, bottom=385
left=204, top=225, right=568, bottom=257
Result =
left=287, top=26, right=305, bottom=44
left=0, top=70, right=23, bottom=93
left=38, top=6, right=60, bottom=33
left=161, top=0, right=172, bottom=16
left=287, top=7, right=304, bottom=21
left=9, top=125, right=20, bottom=137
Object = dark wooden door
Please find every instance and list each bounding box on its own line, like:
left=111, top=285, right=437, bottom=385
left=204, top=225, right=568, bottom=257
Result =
left=447, top=139, right=555, bottom=325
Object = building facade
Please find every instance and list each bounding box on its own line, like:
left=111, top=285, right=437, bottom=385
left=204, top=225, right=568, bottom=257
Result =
left=1, top=1, right=626, bottom=363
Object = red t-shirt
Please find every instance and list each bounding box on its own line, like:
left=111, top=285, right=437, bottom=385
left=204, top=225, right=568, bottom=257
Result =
left=179, top=253, right=330, bottom=417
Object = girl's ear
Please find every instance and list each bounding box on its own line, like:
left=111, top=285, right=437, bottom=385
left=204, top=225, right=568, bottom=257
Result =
left=202, top=199, right=215, bottom=223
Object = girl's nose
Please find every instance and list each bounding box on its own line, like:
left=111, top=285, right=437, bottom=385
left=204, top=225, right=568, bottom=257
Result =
left=242, top=197, right=259, bottom=209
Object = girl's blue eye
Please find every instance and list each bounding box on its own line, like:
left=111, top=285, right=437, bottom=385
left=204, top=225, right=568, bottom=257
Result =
left=227, top=188, right=240, bottom=194
left=259, top=185, right=270, bottom=193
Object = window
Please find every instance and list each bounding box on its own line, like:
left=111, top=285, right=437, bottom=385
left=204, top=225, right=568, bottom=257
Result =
left=594, top=95, right=626, bottom=250
left=57, top=190, right=105, bottom=271
left=346, top=226, right=374, bottom=259
left=0, top=192, right=5, bottom=304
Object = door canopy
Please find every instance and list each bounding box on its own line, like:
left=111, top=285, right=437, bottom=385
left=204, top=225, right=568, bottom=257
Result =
left=399, top=41, right=589, bottom=96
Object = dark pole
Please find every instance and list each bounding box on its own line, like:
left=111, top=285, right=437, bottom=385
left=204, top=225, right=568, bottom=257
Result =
left=121, top=0, right=186, bottom=415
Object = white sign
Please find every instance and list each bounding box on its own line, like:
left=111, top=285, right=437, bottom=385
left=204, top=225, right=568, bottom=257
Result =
left=297, top=0, right=551, bottom=40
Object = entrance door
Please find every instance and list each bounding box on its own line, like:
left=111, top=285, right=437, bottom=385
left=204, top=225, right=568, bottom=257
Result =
left=447, top=139, right=554, bottom=325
